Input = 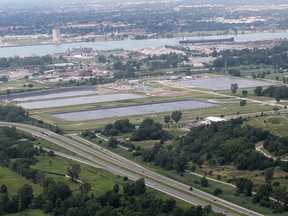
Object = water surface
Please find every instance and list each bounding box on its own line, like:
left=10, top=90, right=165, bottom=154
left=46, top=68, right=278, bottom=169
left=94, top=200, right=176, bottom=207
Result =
left=52, top=100, right=220, bottom=121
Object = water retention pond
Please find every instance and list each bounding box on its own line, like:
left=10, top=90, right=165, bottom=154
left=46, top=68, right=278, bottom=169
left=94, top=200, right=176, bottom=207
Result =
left=52, top=100, right=220, bottom=121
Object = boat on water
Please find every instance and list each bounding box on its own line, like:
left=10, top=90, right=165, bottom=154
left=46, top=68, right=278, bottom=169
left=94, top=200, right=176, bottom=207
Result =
left=179, top=37, right=234, bottom=44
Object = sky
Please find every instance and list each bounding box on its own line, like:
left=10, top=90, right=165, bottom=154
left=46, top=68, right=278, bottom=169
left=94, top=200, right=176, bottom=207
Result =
left=0, top=0, right=287, bottom=8
left=0, top=0, right=88, bottom=7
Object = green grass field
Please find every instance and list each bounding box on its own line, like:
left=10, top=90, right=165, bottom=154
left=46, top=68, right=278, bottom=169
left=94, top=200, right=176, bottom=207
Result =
left=246, top=114, right=288, bottom=137
left=31, top=155, right=126, bottom=195
left=0, top=166, right=43, bottom=196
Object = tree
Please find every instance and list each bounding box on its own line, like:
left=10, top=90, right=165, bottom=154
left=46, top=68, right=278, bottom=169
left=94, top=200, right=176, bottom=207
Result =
left=108, top=137, right=119, bottom=148
left=273, top=107, right=279, bottom=112
left=240, top=100, right=246, bottom=106
left=0, top=76, right=8, bottom=83
left=113, top=184, right=120, bottom=194
left=171, top=111, right=182, bottom=123
left=275, top=89, right=282, bottom=103
left=164, top=115, right=171, bottom=124
left=242, top=90, right=248, bottom=97
left=18, top=184, right=33, bottom=210
left=108, top=193, right=121, bottom=208
left=230, top=83, right=238, bottom=95
left=67, top=207, right=81, bottom=216
left=24, top=75, right=29, bottom=81
left=174, top=156, right=187, bottom=173
left=253, top=183, right=272, bottom=203
left=113, top=61, right=124, bottom=70
left=228, top=69, right=241, bottom=77
left=200, top=176, right=208, bottom=187
left=135, top=178, right=146, bottom=195
left=79, top=182, right=91, bottom=202
left=27, top=83, right=33, bottom=89
left=213, top=188, right=223, bottom=196
left=0, top=184, right=7, bottom=193
left=67, top=164, right=81, bottom=182
left=6, top=195, right=19, bottom=213
left=254, top=86, right=262, bottom=96
left=235, top=178, right=253, bottom=196
left=265, top=168, right=274, bottom=182
left=98, top=55, right=106, bottom=63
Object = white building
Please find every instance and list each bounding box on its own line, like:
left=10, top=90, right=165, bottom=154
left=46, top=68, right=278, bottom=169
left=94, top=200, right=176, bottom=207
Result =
left=205, top=116, right=226, bottom=123
left=52, top=27, right=61, bottom=44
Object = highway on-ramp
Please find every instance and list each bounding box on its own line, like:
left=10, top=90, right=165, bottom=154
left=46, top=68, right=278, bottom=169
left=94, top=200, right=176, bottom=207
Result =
left=0, top=121, right=263, bottom=216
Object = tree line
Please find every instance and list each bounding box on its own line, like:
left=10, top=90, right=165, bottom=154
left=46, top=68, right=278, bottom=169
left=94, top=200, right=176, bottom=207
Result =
left=255, top=85, right=288, bottom=103
left=0, top=55, right=61, bottom=68
left=212, top=42, right=288, bottom=69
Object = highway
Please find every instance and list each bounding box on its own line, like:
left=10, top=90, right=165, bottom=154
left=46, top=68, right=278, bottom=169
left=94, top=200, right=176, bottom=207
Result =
left=0, top=121, right=263, bottom=216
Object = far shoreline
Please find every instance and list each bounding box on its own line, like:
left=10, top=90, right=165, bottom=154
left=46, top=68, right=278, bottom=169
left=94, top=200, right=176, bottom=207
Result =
left=0, top=29, right=286, bottom=50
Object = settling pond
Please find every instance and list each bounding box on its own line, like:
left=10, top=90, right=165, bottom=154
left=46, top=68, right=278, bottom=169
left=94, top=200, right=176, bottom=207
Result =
left=18, top=93, right=144, bottom=109
left=174, top=76, right=273, bottom=90
left=14, top=90, right=98, bottom=102
left=52, top=100, right=220, bottom=121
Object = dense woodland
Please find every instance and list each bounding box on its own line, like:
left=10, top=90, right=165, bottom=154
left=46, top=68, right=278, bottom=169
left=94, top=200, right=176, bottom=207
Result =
left=0, top=105, right=29, bottom=122
left=0, top=105, right=63, bottom=134
left=141, top=118, right=278, bottom=172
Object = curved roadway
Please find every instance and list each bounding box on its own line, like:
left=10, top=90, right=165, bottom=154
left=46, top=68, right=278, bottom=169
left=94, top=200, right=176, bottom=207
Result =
left=0, top=121, right=263, bottom=216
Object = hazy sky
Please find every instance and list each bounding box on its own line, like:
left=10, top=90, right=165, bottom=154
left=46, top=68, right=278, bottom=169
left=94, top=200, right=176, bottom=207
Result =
left=0, top=0, right=88, bottom=7
left=0, top=0, right=287, bottom=8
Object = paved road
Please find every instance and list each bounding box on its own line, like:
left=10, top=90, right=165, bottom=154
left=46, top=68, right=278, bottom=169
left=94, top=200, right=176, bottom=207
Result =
left=0, top=121, right=263, bottom=216
left=256, top=144, right=288, bottom=162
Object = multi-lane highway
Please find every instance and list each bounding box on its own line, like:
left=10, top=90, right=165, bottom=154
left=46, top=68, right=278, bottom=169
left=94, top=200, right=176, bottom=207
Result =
left=0, top=121, right=263, bottom=216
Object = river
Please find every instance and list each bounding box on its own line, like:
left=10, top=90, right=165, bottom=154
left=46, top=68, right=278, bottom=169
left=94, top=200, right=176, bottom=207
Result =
left=1, top=31, right=288, bottom=58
